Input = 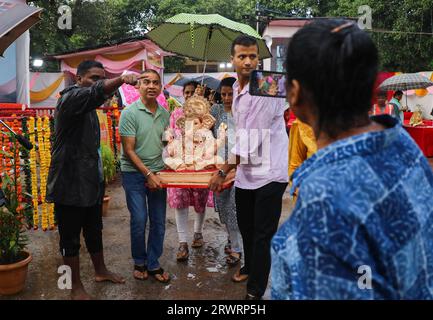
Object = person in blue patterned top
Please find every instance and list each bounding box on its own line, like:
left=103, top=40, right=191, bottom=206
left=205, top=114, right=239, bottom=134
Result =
left=210, top=77, right=243, bottom=267
left=271, top=19, right=433, bottom=300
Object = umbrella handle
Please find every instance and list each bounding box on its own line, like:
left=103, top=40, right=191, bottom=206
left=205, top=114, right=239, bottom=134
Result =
left=202, top=59, right=207, bottom=86
left=201, top=26, right=213, bottom=84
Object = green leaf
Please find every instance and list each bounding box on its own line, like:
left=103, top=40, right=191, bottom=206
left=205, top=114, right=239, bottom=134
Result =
left=9, top=240, right=16, bottom=249
left=22, top=192, right=33, bottom=199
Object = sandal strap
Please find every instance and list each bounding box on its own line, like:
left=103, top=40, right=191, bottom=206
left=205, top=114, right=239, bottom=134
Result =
left=148, top=267, right=165, bottom=275
left=178, top=244, right=189, bottom=252
left=227, top=253, right=241, bottom=264
left=239, top=266, right=248, bottom=275
left=134, top=265, right=147, bottom=272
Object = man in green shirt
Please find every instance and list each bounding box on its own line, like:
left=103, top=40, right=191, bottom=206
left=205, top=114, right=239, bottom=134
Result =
left=389, top=90, right=407, bottom=123
left=119, top=69, right=171, bottom=283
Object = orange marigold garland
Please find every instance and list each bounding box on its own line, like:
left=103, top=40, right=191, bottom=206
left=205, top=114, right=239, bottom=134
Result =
left=37, top=116, right=48, bottom=231
left=29, top=117, right=39, bottom=229
left=42, top=116, right=55, bottom=229
left=107, top=112, right=114, bottom=151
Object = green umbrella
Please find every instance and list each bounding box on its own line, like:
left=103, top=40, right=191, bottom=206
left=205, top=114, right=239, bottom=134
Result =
left=147, top=13, right=271, bottom=76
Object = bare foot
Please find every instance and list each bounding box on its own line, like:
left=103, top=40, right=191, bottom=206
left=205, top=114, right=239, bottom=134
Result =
left=71, top=286, right=93, bottom=300
left=95, top=270, right=126, bottom=284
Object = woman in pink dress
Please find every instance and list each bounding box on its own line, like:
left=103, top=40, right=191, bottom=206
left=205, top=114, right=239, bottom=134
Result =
left=168, top=81, right=210, bottom=261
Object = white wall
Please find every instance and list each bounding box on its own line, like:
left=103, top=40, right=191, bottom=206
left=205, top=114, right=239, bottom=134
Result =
left=262, top=26, right=299, bottom=71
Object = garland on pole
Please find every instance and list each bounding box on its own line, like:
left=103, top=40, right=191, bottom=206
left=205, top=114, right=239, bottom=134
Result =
left=11, top=117, right=24, bottom=222
left=28, top=117, right=39, bottom=229
left=41, top=116, right=55, bottom=230
left=110, top=113, right=119, bottom=170
left=107, top=111, right=114, bottom=151
left=37, top=116, right=48, bottom=231
left=20, top=117, right=33, bottom=228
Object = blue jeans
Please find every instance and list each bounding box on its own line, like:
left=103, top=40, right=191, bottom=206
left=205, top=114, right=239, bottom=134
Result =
left=121, top=171, right=167, bottom=270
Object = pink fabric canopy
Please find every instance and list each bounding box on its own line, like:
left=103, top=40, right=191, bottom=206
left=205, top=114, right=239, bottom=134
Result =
left=53, top=39, right=172, bottom=75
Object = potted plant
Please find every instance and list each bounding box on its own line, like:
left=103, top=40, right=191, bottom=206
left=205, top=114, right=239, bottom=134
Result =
left=0, top=150, right=32, bottom=295
left=101, top=143, right=116, bottom=216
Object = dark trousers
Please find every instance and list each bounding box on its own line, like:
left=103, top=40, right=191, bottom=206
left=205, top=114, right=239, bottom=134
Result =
left=55, top=203, right=103, bottom=257
left=235, top=182, right=288, bottom=297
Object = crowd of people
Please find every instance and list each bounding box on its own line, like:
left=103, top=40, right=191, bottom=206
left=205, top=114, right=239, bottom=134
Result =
left=47, top=19, right=433, bottom=300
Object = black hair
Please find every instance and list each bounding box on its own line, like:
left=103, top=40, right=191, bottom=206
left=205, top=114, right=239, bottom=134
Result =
left=285, top=19, right=378, bottom=138
left=141, top=69, right=161, bottom=81
left=231, top=35, right=259, bottom=56
left=213, top=91, right=222, bottom=104
left=219, top=77, right=236, bottom=90
left=183, top=81, right=199, bottom=91
left=377, top=90, right=387, bottom=98
left=394, top=90, right=403, bottom=97
left=204, top=86, right=212, bottom=98
left=77, top=60, right=104, bottom=76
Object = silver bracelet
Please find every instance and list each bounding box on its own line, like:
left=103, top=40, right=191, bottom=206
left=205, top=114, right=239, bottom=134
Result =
left=146, top=171, right=152, bottom=177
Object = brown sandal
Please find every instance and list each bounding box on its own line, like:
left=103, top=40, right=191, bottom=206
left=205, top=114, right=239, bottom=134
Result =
left=176, top=242, right=189, bottom=261
left=231, top=267, right=248, bottom=283
left=226, top=252, right=241, bottom=266
left=191, top=233, right=204, bottom=248
left=148, top=267, right=170, bottom=283
left=133, top=265, right=148, bottom=281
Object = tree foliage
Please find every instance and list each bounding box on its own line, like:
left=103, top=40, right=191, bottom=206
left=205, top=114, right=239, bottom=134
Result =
left=29, top=0, right=433, bottom=72
left=287, top=0, right=433, bottom=71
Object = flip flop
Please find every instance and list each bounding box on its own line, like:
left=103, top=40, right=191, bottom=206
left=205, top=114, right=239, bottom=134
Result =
left=133, top=265, right=148, bottom=281
left=176, top=243, right=189, bottom=261
left=226, top=252, right=241, bottom=266
left=191, top=233, right=204, bottom=248
left=148, top=267, right=170, bottom=283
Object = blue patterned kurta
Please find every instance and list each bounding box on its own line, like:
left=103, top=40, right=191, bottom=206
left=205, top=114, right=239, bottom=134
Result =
left=271, top=115, right=433, bottom=300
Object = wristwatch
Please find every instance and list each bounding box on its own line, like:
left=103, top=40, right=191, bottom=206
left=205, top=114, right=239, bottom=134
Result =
left=217, top=169, right=227, bottom=178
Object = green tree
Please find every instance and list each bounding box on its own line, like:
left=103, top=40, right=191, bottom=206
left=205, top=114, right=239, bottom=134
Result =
left=30, top=0, right=132, bottom=71
left=29, top=0, right=433, bottom=72
left=286, top=0, right=433, bottom=71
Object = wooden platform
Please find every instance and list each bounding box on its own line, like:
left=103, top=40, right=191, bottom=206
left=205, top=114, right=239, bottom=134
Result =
left=156, top=169, right=234, bottom=189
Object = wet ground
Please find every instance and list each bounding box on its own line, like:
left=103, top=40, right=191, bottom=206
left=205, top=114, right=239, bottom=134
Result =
left=2, top=176, right=293, bottom=300
left=9, top=157, right=432, bottom=301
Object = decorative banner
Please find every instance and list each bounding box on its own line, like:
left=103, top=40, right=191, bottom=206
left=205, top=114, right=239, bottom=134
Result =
left=118, top=70, right=140, bottom=106
left=97, top=110, right=110, bottom=146
left=30, top=73, right=65, bottom=103
left=166, top=85, right=184, bottom=99
left=61, top=50, right=147, bottom=75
